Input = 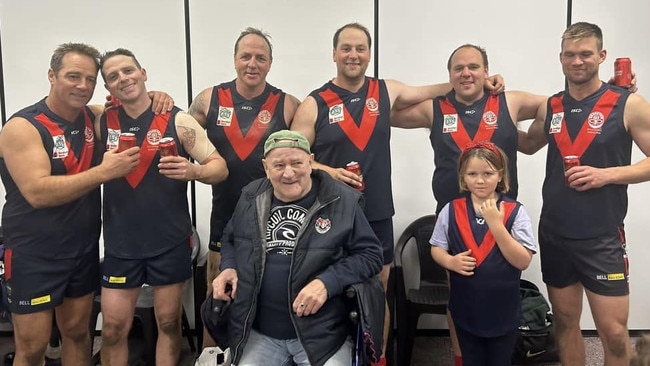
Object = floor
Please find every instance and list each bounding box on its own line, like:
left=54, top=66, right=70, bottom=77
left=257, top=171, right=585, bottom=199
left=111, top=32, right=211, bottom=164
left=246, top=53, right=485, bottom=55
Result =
left=0, top=330, right=632, bottom=365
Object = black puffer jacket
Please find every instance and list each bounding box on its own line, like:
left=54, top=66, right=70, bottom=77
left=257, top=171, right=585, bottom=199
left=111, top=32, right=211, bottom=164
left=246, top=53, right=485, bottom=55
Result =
left=220, top=169, right=383, bottom=366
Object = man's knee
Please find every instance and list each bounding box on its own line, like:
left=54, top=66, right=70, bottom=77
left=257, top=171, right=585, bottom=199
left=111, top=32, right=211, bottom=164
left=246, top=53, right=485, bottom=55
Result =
left=157, top=316, right=182, bottom=337
left=59, top=323, right=90, bottom=345
left=599, top=323, right=629, bottom=358
left=14, top=340, right=47, bottom=366
left=605, top=333, right=629, bottom=359
left=101, top=321, right=129, bottom=346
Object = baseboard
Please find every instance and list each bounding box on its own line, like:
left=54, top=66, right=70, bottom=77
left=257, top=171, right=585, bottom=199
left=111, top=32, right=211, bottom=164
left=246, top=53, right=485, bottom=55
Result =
left=409, top=329, right=649, bottom=338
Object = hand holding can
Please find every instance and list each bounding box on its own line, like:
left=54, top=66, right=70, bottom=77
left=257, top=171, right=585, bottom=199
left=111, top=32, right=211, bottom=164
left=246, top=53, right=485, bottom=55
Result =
left=345, top=161, right=365, bottom=190
left=118, top=133, right=136, bottom=152
left=614, top=58, right=633, bottom=87
left=563, top=155, right=580, bottom=186
left=159, top=137, right=178, bottom=157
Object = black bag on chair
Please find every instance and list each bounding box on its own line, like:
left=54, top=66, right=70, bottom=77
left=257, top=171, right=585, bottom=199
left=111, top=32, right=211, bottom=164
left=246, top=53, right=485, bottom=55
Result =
left=347, top=276, right=385, bottom=366
left=511, top=279, right=559, bottom=365
left=200, top=296, right=231, bottom=349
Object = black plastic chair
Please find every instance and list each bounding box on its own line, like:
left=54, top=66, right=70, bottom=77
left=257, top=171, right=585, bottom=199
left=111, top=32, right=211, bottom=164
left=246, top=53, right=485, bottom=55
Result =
left=393, top=214, right=449, bottom=366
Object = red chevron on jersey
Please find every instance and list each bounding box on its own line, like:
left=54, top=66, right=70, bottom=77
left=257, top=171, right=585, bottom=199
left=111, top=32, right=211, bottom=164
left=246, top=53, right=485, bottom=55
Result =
left=319, top=79, right=380, bottom=151
left=439, top=95, right=500, bottom=152
left=453, top=199, right=516, bottom=267
left=550, top=89, right=620, bottom=158
left=34, top=108, right=94, bottom=175
left=218, top=88, right=281, bottom=160
left=106, top=109, right=171, bottom=188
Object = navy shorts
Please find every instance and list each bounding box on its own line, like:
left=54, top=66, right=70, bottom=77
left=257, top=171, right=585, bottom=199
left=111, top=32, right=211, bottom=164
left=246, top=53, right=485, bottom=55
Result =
left=5, top=247, right=99, bottom=314
left=369, top=218, right=394, bottom=265
left=102, top=240, right=192, bottom=288
left=539, top=225, right=629, bottom=296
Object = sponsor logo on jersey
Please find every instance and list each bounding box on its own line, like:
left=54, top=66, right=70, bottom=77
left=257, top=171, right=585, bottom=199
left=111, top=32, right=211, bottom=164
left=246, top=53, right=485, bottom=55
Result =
left=329, top=104, right=345, bottom=124
left=31, top=295, right=51, bottom=306
left=549, top=112, right=564, bottom=134
left=217, top=106, right=234, bottom=126
left=443, top=114, right=458, bottom=133
left=52, top=135, right=69, bottom=159
left=107, top=128, right=121, bottom=150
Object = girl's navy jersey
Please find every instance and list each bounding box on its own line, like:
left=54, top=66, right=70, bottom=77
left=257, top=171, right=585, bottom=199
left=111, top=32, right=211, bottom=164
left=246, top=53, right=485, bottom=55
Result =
left=0, top=98, right=100, bottom=259
left=99, top=106, right=192, bottom=259
left=309, top=77, right=393, bottom=221
left=205, top=81, right=288, bottom=243
left=541, top=83, right=631, bottom=238
left=447, top=195, right=522, bottom=337
left=430, top=91, right=517, bottom=213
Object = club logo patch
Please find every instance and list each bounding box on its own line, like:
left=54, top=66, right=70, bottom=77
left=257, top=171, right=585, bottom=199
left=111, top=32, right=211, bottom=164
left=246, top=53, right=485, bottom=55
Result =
left=85, top=126, right=95, bottom=143
left=483, top=110, right=497, bottom=125
left=258, top=110, right=272, bottom=124
left=146, top=129, right=163, bottom=145
left=315, top=217, right=331, bottom=234
left=366, top=97, right=379, bottom=112
left=587, top=111, right=605, bottom=129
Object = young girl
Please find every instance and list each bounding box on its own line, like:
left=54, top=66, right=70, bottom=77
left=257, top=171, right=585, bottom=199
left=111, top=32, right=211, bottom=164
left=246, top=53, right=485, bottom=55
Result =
left=429, top=141, right=537, bottom=366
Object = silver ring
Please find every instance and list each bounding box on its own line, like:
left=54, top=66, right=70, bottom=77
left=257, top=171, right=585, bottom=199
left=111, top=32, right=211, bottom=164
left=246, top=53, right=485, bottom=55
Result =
left=299, top=302, right=305, bottom=307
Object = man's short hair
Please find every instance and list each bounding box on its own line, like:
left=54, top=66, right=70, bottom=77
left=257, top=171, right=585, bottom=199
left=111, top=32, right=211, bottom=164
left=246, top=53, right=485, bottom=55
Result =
left=333, top=23, right=372, bottom=49
left=234, top=27, right=273, bottom=59
left=50, top=43, right=100, bottom=75
left=99, top=48, right=142, bottom=80
left=447, top=44, right=489, bottom=71
left=562, top=22, right=603, bottom=51
left=264, top=130, right=311, bottom=157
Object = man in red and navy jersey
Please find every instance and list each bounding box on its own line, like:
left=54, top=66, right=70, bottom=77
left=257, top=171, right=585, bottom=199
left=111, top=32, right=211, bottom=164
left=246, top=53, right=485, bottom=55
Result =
left=520, top=22, right=650, bottom=366
left=96, top=48, right=227, bottom=366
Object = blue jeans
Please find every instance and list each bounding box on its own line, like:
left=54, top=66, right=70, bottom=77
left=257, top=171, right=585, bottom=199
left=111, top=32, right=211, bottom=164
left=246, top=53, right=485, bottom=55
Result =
left=238, top=329, right=353, bottom=366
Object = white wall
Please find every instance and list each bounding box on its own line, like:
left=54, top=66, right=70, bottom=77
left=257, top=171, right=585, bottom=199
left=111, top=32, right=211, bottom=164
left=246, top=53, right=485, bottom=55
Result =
left=1, top=0, right=649, bottom=330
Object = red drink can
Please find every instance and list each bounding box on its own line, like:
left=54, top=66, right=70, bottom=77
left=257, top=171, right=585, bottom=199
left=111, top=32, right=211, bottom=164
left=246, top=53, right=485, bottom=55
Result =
left=563, top=155, right=580, bottom=186
left=159, top=137, right=178, bottom=157
left=345, top=161, right=365, bottom=190
left=614, top=58, right=632, bottom=87
left=118, top=133, right=136, bottom=152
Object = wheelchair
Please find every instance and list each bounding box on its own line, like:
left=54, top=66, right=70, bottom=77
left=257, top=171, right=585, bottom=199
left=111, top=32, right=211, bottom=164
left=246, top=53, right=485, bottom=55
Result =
left=200, top=276, right=385, bottom=366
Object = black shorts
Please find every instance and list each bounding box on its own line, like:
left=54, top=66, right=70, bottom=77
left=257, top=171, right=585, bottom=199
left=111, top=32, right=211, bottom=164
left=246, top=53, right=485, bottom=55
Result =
left=101, top=240, right=192, bottom=288
left=539, top=225, right=629, bottom=296
left=369, top=218, right=394, bottom=265
left=5, top=247, right=99, bottom=314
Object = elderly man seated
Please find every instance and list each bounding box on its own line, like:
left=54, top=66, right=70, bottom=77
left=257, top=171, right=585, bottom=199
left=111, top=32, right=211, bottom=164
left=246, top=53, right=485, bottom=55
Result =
left=211, top=130, right=383, bottom=366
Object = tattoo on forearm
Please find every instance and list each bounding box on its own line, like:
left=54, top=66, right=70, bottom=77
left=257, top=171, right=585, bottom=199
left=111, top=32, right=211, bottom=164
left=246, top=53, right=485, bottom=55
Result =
left=179, top=126, right=196, bottom=150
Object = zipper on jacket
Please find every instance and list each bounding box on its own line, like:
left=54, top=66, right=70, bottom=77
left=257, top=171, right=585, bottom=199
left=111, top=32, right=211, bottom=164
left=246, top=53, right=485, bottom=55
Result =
left=288, top=194, right=340, bottom=363
left=233, top=189, right=272, bottom=361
